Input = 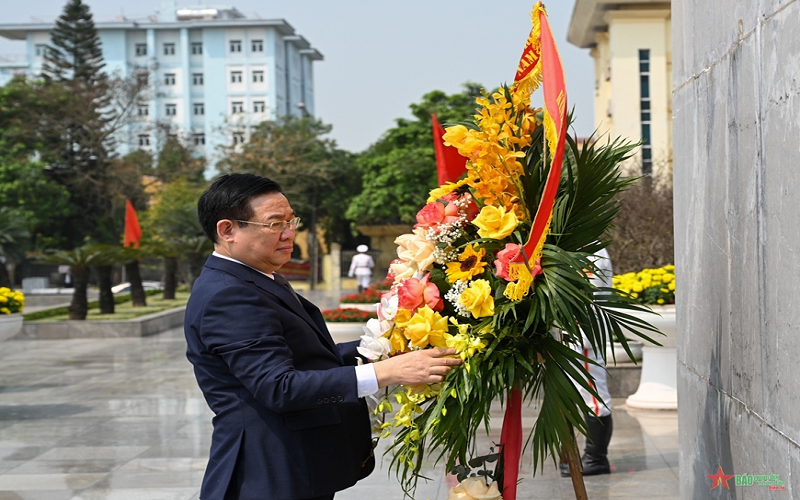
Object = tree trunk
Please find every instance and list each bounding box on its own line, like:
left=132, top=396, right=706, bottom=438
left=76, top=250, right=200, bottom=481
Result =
left=68, top=265, right=90, bottom=320
left=96, top=265, right=115, bottom=314
left=186, top=252, right=205, bottom=292
left=163, top=256, right=178, bottom=300
left=125, top=260, right=147, bottom=306
left=0, top=264, right=12, bottom=288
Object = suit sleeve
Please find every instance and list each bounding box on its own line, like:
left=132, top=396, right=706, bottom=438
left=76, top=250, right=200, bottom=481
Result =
left=196, top=280, right=360, bottom=413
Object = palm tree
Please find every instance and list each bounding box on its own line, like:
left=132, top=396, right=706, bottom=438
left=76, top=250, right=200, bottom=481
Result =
left=118, top=244, right=151, bottom=306
left=0, top=207, right=31, bottom=288
left=38, top=244, right=106, bottom=319
left=83, top=244, right=125, bottom=314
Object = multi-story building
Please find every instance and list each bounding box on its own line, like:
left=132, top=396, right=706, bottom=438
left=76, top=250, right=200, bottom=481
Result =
left=0, top=5, right=322, bottom=165
left=568, top=1, right=672, bottom=184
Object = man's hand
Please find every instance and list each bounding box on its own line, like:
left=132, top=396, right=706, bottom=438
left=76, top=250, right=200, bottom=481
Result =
left=373, top=348, right=463, bottom=388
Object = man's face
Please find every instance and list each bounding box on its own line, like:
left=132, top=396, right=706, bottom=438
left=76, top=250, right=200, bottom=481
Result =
left=216, top=192, right=296, bottom=274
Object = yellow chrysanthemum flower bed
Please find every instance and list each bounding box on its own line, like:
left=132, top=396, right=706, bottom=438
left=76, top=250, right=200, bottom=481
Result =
left=612, top=265, right=675, bottom=305
left=0, top=287, right=25, bottom=314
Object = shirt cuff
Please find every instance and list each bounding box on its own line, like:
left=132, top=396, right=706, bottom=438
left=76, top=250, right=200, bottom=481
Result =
left=355, top=363, right=379, bottom=397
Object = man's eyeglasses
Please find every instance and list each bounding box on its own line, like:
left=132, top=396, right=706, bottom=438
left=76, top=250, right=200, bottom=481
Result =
left=234, top=217, right=301, bottom=232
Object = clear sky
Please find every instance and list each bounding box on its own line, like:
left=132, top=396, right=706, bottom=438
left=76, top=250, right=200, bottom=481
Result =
left=0, top=0, right=595, bottom=153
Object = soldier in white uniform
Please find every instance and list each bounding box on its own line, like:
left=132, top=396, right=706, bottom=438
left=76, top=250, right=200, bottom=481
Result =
left=561, top=247, right=614, bottom=477
left=348, top=245, right=375, bottom=293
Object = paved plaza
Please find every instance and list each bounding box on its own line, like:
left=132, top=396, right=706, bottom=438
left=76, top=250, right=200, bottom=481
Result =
left=0, top=291, right=678, bottom=500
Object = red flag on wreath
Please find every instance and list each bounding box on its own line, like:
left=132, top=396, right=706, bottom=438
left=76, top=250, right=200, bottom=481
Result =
left=124, top=199, right=142, bottom=248
left=432, top=114, right=468, bottom=185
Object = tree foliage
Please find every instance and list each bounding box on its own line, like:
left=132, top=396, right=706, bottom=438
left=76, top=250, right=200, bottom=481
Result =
left=42, top=0, right=105, bottom=84
left=346, top=83, right=485, bottom=225
left=0, top=0, right=149, bottom=248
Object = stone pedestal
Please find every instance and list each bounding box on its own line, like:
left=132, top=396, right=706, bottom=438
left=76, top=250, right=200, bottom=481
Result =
left=614, top=305, right=677, bottom=410
left=0, top=313, right=23, bottom=342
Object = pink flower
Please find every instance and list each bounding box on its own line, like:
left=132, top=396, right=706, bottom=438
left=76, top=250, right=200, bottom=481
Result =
left=414, top=200, right=460, bottom=230
left=494, top=243, right=544, bottom=281
left=442, top=192, right=480, bottom=222
left=494, top=243, right=522, bottom=280
left=396, top=273, right=444, bottom=312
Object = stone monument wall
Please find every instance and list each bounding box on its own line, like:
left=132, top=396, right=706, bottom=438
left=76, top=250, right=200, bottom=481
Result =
left=673, top=0, right=800, bottom=496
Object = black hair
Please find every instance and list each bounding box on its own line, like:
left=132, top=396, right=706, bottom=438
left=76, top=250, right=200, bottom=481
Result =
left=198, top=173, right=282, bottom=243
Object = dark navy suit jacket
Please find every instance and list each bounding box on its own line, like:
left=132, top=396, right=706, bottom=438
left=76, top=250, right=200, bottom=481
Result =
left=184, top=255, right=375, bottom=499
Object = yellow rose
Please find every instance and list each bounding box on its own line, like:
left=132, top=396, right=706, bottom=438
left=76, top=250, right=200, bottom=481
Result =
left=472, top=205, right=519, bottom=240
left=459, top=279, right=494, bottom=318
left=404, top=306, right=449, bottom=349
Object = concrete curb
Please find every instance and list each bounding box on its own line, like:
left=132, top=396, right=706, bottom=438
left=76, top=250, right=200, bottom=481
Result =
left=16, top=306, right=186, bottom=340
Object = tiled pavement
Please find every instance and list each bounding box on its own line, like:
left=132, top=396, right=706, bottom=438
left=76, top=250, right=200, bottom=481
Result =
left=0, top=290, right=678, bottom=499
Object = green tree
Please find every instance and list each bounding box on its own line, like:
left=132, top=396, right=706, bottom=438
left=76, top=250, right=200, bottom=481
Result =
left=155, top=135, right=206, bottom=183
left=0, top=78, right=75, bottom=249
left=33, top=0, right=147, bottom=247
left=140, top=179, right=211, bottom=293
left=38, top=244, right=106, bottom=320
left=0, top=207, right=31, bottom=288
left=42, top=0, right=105, bottom=84
left=346, top=83, right=484, bottom=225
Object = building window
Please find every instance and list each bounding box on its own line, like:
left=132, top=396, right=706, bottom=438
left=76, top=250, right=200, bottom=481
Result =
left=192, top=73, right=203, bottom=85
left=135, top=43, right=147, bottom=56
left=163, top=43, right=175, bottom=56
left=638, top=49, right=652, bottom=175
left=35, top=44, right=48, bottom=57
left=138, top=134, right=150, bottom=146
left=193, top=102, right=204, bottom=115
left=193, top=133, right=205, bottom=145
left=230, top=71, right=242, bottom=83
left=137, top=105, right=149, bottom=116
left=191, top=42, right=203, bottom=55
left=230, top=40, right=242, bottom=52
left=231, top=101, right=244, bottom=114
left=164, top=73, right=176, bottom=85
left=232, top=132, right=245, bottom=144
left=136, top=72, right=148, bottom=86
left=165, top=103, right=177, bottom=116
left=252, top=70, right=264, bottom=83
left=253, top=101, right=265, bottom=113
left=251, top=39, right=263, bottom=52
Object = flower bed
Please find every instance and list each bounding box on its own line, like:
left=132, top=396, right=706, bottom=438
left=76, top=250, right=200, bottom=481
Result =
left=339, top=287, right=384, bottom=304
left=321, top=308, right=377, bottom=323
left=613, top=265, right=675, bottom=305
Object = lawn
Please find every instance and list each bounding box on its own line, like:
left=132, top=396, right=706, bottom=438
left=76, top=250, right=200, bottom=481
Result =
left=28, top=291, right=191, bottom=322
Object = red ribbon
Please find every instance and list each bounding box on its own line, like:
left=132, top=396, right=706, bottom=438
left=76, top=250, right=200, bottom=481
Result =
left=499, top=388, right=523, bottom=500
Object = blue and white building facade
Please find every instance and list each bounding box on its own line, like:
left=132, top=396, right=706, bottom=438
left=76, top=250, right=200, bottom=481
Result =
left=0, top=5, right=322, bottom=164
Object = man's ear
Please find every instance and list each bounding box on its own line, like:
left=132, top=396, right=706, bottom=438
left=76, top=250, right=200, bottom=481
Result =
left=216, top=219, right=237, bottom=243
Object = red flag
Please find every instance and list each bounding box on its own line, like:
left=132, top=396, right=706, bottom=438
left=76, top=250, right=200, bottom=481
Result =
left=515, top=5, right=568, bottom=269
left=124, top=199, right=142, bottom=248
left=432, top=114, right=467, bottom=185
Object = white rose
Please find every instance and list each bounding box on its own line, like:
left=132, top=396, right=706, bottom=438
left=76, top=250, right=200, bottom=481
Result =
left=395, top=228, right=436, bottom=273
left=447, top=477, right=502, bottom=500
left=389, top=259, right=415, bottom=281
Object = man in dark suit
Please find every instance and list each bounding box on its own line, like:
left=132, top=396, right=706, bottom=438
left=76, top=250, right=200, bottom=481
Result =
left=185, top=174, right=461, bottom=500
